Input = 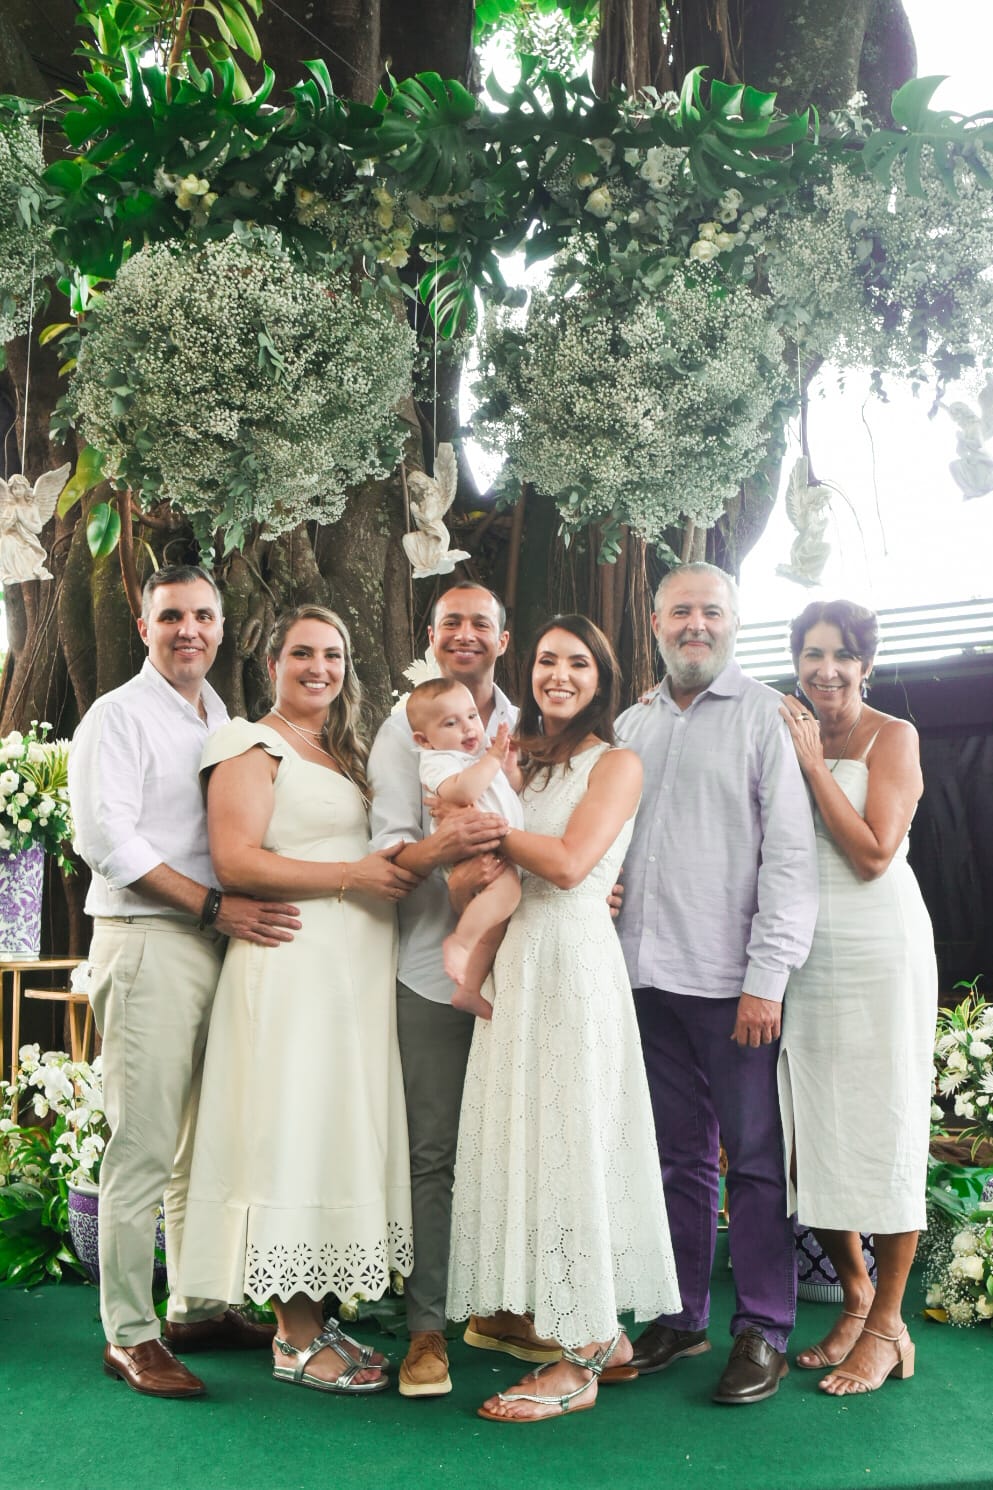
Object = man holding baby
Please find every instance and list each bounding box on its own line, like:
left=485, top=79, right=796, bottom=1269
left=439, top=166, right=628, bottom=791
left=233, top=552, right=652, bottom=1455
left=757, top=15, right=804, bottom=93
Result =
left=368, top=584, right=558, bottom=1397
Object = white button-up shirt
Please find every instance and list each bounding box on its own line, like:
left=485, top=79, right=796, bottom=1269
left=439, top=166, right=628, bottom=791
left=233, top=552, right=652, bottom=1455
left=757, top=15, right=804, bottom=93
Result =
left=615, top=660, right=817, bottom=1003
left=368, top=685, right=518, bottom=1004
left=69, top=658, right=229, bottom=918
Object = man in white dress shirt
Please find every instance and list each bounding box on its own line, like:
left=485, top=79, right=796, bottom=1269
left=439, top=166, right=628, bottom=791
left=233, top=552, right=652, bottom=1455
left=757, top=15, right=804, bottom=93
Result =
left=616, top=563, right=818, bottom=1405
left=368, top=584, right=559, bottom=1397
left=70, top=565, right=300, bottom=1398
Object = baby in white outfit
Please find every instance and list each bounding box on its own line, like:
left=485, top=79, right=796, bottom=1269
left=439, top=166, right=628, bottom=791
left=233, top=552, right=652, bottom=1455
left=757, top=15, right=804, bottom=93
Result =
left=407, top=679, right=523, bottom=1020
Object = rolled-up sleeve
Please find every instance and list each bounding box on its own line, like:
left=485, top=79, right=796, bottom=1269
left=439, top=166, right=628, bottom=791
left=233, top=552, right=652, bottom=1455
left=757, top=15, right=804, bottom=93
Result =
left=69, top=704, right=163, bottom=889
left=743, top=716, right=819, bottom=1002
left=368, top=717, right=426, bottom=852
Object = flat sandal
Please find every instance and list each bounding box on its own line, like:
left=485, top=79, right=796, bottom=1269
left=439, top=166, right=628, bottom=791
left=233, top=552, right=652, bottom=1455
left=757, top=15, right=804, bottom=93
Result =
left=477, top=1326, right=623, bottom=1423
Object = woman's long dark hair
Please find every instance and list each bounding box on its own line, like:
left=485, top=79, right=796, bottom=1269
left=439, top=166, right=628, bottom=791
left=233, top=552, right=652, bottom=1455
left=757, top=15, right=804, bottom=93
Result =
left=516, top=614, right=620, bottom=787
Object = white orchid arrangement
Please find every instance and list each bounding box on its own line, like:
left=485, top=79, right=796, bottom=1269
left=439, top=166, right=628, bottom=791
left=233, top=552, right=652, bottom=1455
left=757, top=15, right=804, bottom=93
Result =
left=932, top=979, right=993, bottom=1157
left=0, top=1040, right=107, bottom=1188
left=65, top=228, right=415, bottom=551
left=0, top=723, right=73, bottom=868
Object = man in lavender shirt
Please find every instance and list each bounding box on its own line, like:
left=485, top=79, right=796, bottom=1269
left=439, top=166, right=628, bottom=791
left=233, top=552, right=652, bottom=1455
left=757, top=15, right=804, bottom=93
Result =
left=615, top=562, right=817, bottom=1405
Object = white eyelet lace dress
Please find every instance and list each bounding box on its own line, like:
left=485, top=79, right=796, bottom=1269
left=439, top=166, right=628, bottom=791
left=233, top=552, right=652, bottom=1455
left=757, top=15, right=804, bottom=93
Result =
left=447, top=742, right=680, bottom=1347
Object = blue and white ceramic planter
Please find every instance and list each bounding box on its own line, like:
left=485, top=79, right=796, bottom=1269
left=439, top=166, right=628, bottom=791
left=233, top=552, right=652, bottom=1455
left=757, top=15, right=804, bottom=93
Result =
left=0, top=843, right=44, bottom=959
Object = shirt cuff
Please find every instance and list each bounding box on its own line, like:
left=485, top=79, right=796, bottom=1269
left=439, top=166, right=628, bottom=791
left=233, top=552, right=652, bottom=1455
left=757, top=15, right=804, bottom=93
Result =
left=741, top=963, right=789, bottom=1004
left=101, top=837, right=165, bottom=891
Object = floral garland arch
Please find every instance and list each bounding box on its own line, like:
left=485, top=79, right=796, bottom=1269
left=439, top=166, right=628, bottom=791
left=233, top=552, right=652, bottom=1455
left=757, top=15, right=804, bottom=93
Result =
left=3, top=58, right=993, bottom=555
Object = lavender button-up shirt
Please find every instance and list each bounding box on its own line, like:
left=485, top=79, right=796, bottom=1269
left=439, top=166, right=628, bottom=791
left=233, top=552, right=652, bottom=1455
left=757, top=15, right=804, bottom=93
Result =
left=615, top=660, right=817, bottom=1004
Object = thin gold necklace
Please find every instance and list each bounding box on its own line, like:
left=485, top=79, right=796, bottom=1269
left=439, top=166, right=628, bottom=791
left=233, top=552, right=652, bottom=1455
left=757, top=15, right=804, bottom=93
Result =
left=828, top=707, right=864, bottom=774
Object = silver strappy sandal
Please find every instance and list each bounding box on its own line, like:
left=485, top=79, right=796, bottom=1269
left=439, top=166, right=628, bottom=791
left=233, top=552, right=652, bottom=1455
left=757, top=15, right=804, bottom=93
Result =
left=477, top=1325, right=624, bottom=1423
left=272, top=1331, right=389, bottom=1394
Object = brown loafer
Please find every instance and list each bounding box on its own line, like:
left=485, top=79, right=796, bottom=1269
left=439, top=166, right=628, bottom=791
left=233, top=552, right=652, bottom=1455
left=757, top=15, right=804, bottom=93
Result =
left=463, top=1311, right=561, bottom=1364
left=629, top=1321, right=710, bottom=1374
left=712, top=1328, right=788, bottom=1404
left=163, top=1308, right=276, bottom=1352
left=103, top=1339, right=206, bottom=1398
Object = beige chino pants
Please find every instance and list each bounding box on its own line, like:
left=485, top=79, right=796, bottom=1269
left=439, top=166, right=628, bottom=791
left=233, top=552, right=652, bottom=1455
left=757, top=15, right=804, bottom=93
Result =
left=88, top=915, right=227, bottom=1346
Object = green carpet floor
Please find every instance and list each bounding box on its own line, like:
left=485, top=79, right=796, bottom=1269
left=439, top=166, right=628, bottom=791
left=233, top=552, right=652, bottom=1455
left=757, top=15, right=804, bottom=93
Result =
left=2, top=1240, right=990, bottom=1490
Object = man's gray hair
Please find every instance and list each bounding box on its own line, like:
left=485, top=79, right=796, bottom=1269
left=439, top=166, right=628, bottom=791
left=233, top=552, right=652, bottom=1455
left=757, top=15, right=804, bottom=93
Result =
left=141, top=564, right=223, bottom=622
left=654, top=562, right=740, bottom=623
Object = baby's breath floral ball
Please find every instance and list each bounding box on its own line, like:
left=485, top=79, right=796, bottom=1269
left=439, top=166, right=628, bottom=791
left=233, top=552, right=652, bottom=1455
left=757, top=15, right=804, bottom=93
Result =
left=765, top=155, right=993, bottom=381
left=0, top=115, right=53, bottom=345
left=68, top=232, right=414, bottom=541
left=472, top=268, right=790, bottom=539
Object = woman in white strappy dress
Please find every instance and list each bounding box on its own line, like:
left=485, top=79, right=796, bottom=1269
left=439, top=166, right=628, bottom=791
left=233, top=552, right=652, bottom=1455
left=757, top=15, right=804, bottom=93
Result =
left=447, top=615, right=680, bottom=1424
left=778, top=600, right=937, bottom=1399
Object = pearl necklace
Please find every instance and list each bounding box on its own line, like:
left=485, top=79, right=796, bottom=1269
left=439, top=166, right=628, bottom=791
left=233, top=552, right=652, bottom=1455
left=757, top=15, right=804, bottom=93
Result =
left=271, top=707, right=335, bottom=760
left=827, top=707, right=863, bottom=774
left=269, top=708, right=371, bottom=808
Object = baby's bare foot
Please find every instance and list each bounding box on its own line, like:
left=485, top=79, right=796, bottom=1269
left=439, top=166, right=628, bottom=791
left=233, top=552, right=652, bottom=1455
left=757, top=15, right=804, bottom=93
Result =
left=443, top=932, right=471, bottom=986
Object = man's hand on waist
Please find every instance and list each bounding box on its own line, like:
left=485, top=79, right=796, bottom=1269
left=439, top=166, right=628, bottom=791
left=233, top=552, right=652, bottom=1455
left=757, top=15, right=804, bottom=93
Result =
left=216, top=895, right=301, bottom=947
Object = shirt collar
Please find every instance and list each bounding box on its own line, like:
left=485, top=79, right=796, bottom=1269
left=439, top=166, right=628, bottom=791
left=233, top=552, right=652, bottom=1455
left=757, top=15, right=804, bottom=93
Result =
left=140, top=657, right=227, bottom=727
left=659, top=658, right=745, bottom=710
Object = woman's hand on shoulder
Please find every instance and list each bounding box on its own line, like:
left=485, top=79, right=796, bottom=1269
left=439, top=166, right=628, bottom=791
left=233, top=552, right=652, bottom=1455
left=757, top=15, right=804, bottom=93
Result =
left=347, top=842, right=421, bottom=901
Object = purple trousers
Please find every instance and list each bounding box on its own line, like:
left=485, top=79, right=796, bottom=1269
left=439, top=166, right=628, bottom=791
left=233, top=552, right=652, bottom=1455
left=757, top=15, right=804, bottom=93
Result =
left=634, top=988, right=796, bottom=1352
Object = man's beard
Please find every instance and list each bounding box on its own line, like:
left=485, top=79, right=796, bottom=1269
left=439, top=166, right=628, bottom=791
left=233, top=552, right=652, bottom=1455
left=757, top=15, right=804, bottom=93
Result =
left=659, top=631, right=735, bottom=692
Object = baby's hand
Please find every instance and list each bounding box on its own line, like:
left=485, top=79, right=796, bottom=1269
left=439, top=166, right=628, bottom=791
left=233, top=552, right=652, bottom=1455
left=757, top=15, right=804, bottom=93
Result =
left=486, top=722, right=511, bottom=765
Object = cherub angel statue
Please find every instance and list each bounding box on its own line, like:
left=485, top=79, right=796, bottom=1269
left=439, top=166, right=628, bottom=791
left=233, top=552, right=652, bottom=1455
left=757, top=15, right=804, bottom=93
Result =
left=945, top=378, right=993, bottom=499
left=775, top=456, right=833, bottom=587
left=0, top=464, right=71, bottom=584
left=401, top=443, right=471, bottom=579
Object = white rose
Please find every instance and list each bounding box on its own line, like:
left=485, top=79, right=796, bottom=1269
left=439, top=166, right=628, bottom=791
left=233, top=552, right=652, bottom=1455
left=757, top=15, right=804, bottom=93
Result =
left=947, top=1049, right=969, bottom=1073
left=21, top=780, right=36, bottom=797
left=584, top=187, right=613, bottom=218
left=689, top=239, right=720, bottom=261
left=714, top=232, right=736, bottom=250
left=575, top=172, right=597, bottom=189
left=959, top=1254, right=985, bottom=1281
left=17, top=818, right=32, bottom=834
left=591, top=137, right=615, bottom=164
left=952, top=1230, right=978, bottom=1254
left=717, top=206, right=738, bottom=223
left=976, top=1295, right=993, bottom=1319
left=697, top=221, right=718, bottom=240
left=954, top=1094, right=977, bottom=1119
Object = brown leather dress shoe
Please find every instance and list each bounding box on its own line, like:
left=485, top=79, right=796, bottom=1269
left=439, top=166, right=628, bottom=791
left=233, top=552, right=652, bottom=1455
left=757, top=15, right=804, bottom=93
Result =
left=712, top=1328, right=788, bottom=1404
left=103, top=1339, right=206, bottom=1398
left=629, top=1321, right=711, bottom=1374
left=463, top=1311, right=561, bottom=1364
left=163, top=1308, right=277, bottom=1352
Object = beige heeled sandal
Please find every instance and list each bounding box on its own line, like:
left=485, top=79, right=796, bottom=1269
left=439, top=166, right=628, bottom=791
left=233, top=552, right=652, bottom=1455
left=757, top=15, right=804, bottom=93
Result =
left=795, top=1309, right=868, bottom=1370
left=818, top=1324, right=915, bottom=1394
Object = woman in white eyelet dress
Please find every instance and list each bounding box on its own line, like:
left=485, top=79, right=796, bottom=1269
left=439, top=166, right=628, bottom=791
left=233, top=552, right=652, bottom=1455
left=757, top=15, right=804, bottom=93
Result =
left=447, top=615, right=680, bottom=1423
left=177, top=607, right=415, bottom=1393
